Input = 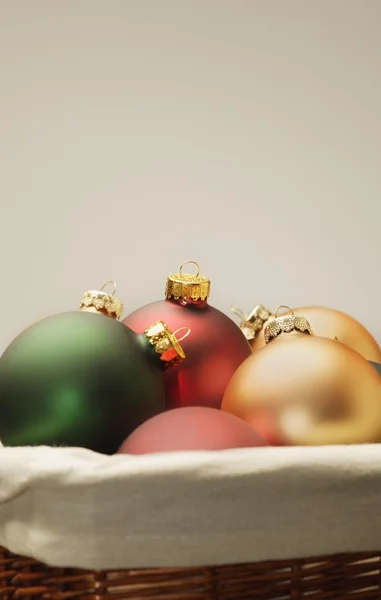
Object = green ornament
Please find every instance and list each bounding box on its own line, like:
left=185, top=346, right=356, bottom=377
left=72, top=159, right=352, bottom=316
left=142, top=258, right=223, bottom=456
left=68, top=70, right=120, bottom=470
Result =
left=0, top=310, right=186, bottom=454
left=371, top=361, right=381, bottom=377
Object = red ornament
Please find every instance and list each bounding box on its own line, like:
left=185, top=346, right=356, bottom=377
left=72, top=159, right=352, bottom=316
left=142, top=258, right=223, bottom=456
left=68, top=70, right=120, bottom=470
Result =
left=118, top=406, right=266, bottom=454
left=123, top=261, right=251, bottom=410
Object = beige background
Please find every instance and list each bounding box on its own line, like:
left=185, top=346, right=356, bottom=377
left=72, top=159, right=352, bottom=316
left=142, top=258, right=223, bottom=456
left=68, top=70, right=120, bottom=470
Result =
left=0, top=0, right=380, bottom=349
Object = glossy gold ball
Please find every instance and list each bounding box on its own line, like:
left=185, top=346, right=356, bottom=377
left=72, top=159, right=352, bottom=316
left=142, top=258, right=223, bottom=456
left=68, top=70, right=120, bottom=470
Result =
left=222, top=335, right=381, bottom=446
left=250, top=306, right=381, bottom=363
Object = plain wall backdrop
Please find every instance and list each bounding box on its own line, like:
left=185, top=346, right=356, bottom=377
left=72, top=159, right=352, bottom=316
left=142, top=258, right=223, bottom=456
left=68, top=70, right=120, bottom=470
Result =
left=0, top=0, right=380, bottom=350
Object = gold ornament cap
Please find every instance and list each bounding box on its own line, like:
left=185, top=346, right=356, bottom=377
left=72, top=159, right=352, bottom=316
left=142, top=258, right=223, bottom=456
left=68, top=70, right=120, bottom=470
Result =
left=165, top=261, right=211, bottom=302
left=264, top=305, right=315, bottom=344
left=231, top=304, right=272, bottom=340
left=80, top=280, right=124, bottom=320
left=144, top=321, right=189, bottom=369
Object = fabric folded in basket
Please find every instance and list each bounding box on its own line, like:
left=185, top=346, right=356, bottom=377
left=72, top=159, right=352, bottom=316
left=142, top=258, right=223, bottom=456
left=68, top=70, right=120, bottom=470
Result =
left=0, top=444, right=381, bottom=570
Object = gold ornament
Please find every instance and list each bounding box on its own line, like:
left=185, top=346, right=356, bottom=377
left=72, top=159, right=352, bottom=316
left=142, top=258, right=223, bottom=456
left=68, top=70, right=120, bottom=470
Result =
left=80, top=280, right=124, bottom=320
left=290, top=306, right=381, bottom=363
left=222, top=307, right=381, bottom=446
left=234, top=304, right=381, bottom=363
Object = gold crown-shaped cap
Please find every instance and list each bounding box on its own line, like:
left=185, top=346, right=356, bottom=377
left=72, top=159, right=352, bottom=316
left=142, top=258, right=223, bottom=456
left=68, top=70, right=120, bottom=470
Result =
left=80, top=281, right=124, bottom=320
left=165, top=261, right=210, bottom=302
left=144, top=321, right=188, bottom=369
left=264, top=306, right=315, bottom=344
left=231, top=304, right=272, bottom=341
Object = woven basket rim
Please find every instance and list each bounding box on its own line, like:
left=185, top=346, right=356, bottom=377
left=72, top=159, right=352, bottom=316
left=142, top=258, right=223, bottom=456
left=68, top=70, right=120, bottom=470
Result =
left=2, top=546, right=381, bottom=600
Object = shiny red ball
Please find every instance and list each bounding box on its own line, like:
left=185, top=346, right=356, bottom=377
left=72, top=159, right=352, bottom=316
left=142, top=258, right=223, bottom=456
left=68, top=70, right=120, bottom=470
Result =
left=123, top=299, right=251, bottom=410
left=118, top=406, right=267, bottom=454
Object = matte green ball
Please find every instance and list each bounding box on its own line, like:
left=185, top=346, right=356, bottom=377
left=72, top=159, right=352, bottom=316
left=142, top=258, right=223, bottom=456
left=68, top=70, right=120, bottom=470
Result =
left=0, top=311, right=166, bottom=454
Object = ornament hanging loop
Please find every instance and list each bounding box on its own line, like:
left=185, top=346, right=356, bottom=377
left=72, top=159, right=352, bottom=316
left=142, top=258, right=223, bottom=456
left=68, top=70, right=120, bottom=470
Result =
left=166, top=261, right=210, bottom=302
left=179, top=260, right=200, bottom=277
left=230, top=306, right=248, bottom=321
left=232, top=304, right=273, bottom=342
left=173, top=327, right=191, bottom=343
left=100, top=280, right=117, bottom=296
left=275, top=305, right=294, bottom=319
left=265, top=306, right=315, bottom=344
left=80, top=281, right=123, bottom=319
left=144, top=321, right=187, bottom=368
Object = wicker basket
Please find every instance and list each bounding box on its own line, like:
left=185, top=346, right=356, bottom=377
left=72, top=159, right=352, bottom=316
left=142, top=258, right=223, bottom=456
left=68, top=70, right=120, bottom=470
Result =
left=1, top=445, right=381, bottom=600
left=1, top=547, right=381, bottom=599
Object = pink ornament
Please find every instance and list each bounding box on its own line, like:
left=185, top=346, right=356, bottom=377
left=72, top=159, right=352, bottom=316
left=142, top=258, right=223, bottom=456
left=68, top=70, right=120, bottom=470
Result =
left=118, top=407, right=267, bottom=454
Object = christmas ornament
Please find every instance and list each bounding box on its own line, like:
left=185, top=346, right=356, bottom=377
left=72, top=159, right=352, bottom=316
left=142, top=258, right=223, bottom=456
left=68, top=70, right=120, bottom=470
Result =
left=79, top=280, right=124, bottom=319
left=118, top=406, right=266, bottom=454
left=222, top=307, right=381, bottom=446
left=123, top=261, right=251, bottom=410
left=230, top=304, right=272, bottom=345
left=0, top=283, right=187, bottom=455
left=232, top=304, right=381, bottom=363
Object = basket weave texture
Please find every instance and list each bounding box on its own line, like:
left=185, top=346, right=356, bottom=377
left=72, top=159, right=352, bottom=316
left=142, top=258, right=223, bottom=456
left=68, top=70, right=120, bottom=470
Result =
left=1, top=547, right=381, bottom=600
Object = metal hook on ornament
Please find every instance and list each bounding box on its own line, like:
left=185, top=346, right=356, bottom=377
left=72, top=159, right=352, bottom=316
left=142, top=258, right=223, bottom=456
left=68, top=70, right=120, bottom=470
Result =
left=100, top=280, right=117, bottom=296
left=230, top=306, right=248, bottom=321
left=179, top=261, right=200, bottom=277
left=173, top=327, right=191, bottom=343
left=274, top=305, right=294, bottom=319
